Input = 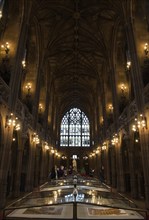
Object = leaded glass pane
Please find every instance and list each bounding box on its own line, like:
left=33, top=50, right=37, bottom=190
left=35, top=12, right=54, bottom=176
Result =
left=60, top=108, right=90, bottom=147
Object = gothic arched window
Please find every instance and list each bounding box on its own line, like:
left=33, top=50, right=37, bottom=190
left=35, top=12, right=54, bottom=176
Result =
left=60, top=108, right=90, bottom=147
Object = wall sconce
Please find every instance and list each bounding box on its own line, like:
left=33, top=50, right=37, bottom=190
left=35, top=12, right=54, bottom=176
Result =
left=102, top=142, right=107, bottom=150
left=1, top=42, right=10, bottom=55
left=0, top=0, right=4, bottom=20
left=120, top=84, right=126, bottom=92
left=25, top=83, right=32, bottom=95
left=32, top=133, right=40, bottom=144
left=108, top=104, right=113, bottom=113
left=44, top=142, right=49, bottom=150
left=132, top=114, right=147, bottom=131
left=92, top=152, right=95, bottom=157
left=120, top=84, right=127, bottom=96
left=14, top=118, right=21, bottom=131
left=5, top=113, right=15, bottom=128
left=55, top=152, right=60, bottom=157
left=100, top=116, right=104, bottom=125
left=135, top=138, right=139, bottom=143
left=95, top=149, right=99, bottom=154
left=22, top=60, right=26, bottom=69
left=0, top=10, right=2, bottom=19
left=83, top=155, right=88, bottom=160
left=5, top=113, right=20, bottom=130
left=126, top=61, right=131, bottom=70
left=62, top=155, right=67, bottom=160
left=39, top=103, right=43, bottom=113
left=22, top=49, right=27, bottom=68
left=51, top=148, right=55, bottom=154
left=111, top=134, right=119, bottom=145
left=144, top=43, right=148, bottom=56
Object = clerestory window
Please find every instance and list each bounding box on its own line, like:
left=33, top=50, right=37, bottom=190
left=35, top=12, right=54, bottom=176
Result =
left=60, top=108, right=90, bottom=147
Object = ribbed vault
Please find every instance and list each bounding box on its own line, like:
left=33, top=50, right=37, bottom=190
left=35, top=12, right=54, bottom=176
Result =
left=30, top=0, right=124, bottom=124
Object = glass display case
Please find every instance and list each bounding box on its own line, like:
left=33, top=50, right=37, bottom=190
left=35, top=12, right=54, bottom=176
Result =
left=3, top=175, right=146, bottom=219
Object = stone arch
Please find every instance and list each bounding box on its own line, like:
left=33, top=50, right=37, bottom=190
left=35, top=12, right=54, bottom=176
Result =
left=60, top=107, right=90, bottom=147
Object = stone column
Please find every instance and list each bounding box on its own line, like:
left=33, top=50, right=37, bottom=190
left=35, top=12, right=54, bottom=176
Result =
left=101, top=149, right=106, bottom=181
left=100, top=76, right=108, bottom=138
left=109, top=68, right=119, bottom=129
left=0, top=127, right=13, bottom=208
left=96, top=89, right=101, bottom=141
left=43, top=77, right=52, bottom=133
left=118, top=149, right=125, bottom=192
left=116, top=138, right=125, bottom=192
left=106, top=145, right=111, bottom=185
left=8, top=2, right=33, bottom=111
left=45, top=150, right=50, bottom=181
left=34, top=146, right=41, bottom=187
left=124, top=14, right=149, bottom=208
left=40, top=147, right=45, bottom=184
left=25, top=135, right=36, bottom=192
left=128, top=135, right=138, bottom=198
left=49, top=152, right=53, bottom=170
left=111, top=145, right=117, bottom=188
left=41, top=147, right=50, bottom=184
left=13, top=135, right=26, bottom=197
left=139, top=129, right=149, bottom=208
left=122, top=4, right=149, bottom=207
left=95, top=153, right=100, bottom=178
left=124, top=21, right=145, bottom=112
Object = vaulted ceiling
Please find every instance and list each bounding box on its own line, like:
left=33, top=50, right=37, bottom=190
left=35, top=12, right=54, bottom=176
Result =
left=29, top=0, right=125, bottom=121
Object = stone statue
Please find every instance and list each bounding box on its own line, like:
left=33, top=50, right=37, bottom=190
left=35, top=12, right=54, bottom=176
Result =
left=72, top=159, right=77, bottom=172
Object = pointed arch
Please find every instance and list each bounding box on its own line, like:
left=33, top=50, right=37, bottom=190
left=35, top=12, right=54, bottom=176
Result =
left=60, top=108, right=90, bottom=147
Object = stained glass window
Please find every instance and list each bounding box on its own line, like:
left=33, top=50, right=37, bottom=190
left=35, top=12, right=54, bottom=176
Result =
left=60, top=108, right=90, bottom=147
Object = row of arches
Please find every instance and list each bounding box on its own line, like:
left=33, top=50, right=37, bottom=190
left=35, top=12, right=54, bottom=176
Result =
left=0, top=116, right=50, bottom=199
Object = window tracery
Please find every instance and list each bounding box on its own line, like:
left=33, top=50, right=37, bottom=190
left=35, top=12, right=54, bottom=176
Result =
left=60, top=108, right=90, bottom=147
